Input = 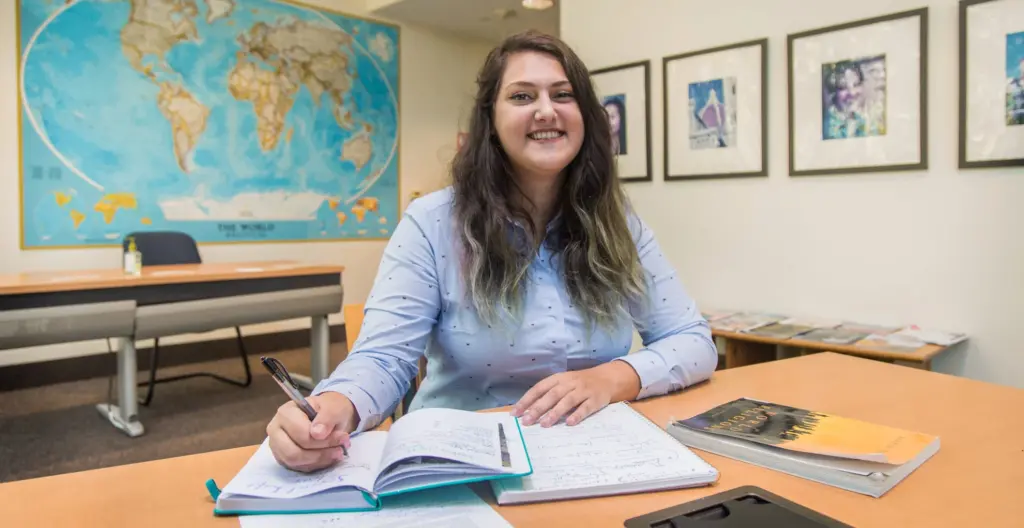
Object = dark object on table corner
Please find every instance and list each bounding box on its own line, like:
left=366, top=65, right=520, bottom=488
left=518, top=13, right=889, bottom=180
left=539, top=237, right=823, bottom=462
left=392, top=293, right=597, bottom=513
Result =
left=623, top=485, right=852, bottom=528
left=122, top=231, right=252, bottom=406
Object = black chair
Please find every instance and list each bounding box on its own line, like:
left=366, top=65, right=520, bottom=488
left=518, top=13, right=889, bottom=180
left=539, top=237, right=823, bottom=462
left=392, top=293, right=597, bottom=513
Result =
left=123, top=231, right=252, bottom=406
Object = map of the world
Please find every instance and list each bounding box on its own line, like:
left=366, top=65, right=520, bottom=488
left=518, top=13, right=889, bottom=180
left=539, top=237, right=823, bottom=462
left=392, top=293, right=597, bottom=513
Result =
left=18, top=0, right=399, bottom=248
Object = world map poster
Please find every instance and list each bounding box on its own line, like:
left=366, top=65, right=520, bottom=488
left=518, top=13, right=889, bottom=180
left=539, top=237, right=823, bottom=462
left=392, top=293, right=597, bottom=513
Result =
left=18, top=0, right=400, bottom=248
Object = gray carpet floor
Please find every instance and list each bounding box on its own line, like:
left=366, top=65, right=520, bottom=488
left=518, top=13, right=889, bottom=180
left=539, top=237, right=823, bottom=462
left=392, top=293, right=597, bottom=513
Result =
left=0, top=342, right=349, bottom=483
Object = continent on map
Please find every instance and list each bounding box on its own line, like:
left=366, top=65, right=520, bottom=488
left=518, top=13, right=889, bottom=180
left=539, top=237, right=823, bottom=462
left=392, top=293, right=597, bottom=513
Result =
left=93, top=193, right=138, bottom=224
left=69, top=210, right=86, bottom=230
left=369, top=32, right=394, bottom=62
left=228, top=58, right=299, bottom=152
left=121, top=0, right=199, bottom=75
left=120, top=0, right=210, bottom=173
left=356, top=197, right=379, bottom=212
left=233, top=19, right=359, bottom=151
left=341, top=133, right=372, bottom=169
left=158, top=82, right=210, bottom=171
left=54, top=191, right=71, bottom=207
left=203, top=0, right=235, bottom=23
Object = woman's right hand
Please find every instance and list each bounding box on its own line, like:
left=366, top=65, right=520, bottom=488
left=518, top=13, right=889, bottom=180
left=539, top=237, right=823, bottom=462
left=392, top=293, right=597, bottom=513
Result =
left=266, top=391, right=359, bottom=472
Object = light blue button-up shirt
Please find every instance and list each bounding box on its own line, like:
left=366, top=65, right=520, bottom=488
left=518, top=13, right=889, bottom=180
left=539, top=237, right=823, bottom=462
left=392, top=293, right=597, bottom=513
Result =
left=313, top=188, right=718, bottom=432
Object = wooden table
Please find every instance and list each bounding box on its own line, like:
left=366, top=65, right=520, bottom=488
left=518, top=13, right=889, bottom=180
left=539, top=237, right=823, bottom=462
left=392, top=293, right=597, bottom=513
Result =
left=2, top=352, right=1021, bottom=527
left=712, top=328, right=948, bottom=370
left=0, top=261, right=344, bottom=437
left=0, top=261, right=340, bottom=296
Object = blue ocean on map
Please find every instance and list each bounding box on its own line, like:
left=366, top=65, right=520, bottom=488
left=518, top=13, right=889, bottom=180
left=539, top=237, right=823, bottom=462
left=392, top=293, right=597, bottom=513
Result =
left=19, top=0, right=399, bottom=247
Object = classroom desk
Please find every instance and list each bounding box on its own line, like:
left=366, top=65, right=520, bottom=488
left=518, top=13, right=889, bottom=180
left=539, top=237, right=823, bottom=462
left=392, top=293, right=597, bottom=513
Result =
left=1, top=352, right=1020, bottom=527
left=0, top=261, right=343, bottom=437
left=712, top=328, right=949, bottom=370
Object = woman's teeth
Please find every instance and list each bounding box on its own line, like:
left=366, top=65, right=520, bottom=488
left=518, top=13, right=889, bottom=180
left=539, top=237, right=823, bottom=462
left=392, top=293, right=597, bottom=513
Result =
left=528, top=131, right=564, bottom=140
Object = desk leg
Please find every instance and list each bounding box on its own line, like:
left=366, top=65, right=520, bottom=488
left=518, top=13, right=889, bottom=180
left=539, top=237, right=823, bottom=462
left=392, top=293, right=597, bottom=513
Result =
left=95, top=338, right=145, bottom=437
left=293, top=314, right=331, bottom=391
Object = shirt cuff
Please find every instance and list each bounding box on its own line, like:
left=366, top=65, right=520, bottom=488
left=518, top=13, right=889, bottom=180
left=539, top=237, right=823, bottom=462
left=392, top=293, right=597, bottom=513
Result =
left=312, top=380, right=387, bottom=434
left=615, top=350, right=672, bottom=400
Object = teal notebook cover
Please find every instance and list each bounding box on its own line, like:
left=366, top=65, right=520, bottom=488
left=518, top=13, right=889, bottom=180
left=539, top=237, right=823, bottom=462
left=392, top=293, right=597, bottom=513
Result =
left=206, top=411, right=532, bottom=516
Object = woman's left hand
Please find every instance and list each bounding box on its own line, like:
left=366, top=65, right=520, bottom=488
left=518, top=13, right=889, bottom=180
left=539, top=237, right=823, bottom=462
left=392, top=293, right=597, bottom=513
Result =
left=511, top=360, right=641, bottom=427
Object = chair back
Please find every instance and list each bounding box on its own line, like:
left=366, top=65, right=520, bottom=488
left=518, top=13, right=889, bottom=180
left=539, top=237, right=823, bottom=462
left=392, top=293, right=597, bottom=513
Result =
left=343, top=304, right=365, bottom=350
left=123, top=231, right=202, bottom=266
left=343, top=302, right=427, bottom=391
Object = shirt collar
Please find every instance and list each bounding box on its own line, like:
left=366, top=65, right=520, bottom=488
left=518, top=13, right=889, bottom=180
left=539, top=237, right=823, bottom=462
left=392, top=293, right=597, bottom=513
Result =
left=503, top=212, right=563, bottom=254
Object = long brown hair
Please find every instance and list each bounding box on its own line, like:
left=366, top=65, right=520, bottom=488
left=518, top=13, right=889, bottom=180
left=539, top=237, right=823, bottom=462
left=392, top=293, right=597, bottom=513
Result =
left=450, top=30, right=646, bottom=331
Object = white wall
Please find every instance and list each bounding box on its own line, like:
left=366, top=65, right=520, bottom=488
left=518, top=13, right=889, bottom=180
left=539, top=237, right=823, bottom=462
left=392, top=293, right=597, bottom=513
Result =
left=563, top=0, right=1024, bottom=388
left=0, top=0, right=491, bottom=366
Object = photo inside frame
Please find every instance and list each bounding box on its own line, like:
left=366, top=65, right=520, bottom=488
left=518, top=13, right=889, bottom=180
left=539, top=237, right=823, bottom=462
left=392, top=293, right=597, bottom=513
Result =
left=821, top=54, right=887, bottom=141
left=1006, top=31, right=1024, bottom=127
left=962, top=0, right=1024, bottom=165
left=687, top=77, right=738, bottom=150
left=601, top=94, right=629, bottom=155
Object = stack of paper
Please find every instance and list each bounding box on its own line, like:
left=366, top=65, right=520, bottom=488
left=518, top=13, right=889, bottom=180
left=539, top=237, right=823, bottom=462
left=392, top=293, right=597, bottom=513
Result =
left=666, top=397, right=940, bottom=498
left=238, top=485, right=511, bottom=528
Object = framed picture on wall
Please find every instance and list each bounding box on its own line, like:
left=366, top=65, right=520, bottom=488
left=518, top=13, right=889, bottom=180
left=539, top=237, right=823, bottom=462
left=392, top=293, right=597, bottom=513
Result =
left=591, top=60, right=652, bottom=182
left=959, top=0, right=1024, bottom=168
left=788, top=8, right=928, bottom=176
left=663, top=38, right=768, bottom=180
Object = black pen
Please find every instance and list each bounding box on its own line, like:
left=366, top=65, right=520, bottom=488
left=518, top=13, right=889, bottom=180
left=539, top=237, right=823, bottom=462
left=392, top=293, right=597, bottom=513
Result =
left=261, top=356, right=348, bottom=457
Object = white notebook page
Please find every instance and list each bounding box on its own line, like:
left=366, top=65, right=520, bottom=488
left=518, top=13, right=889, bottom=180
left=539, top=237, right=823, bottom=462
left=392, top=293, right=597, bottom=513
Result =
left=380, top=408, right=505, bottom=472
left=222, top=433, right=386, bottom=499
left=495, top=402, right=717, bottom=497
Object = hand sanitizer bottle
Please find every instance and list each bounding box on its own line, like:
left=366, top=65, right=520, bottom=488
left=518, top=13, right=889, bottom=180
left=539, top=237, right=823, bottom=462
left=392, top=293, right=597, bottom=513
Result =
left=124, top=237, right=140, bottom=276
left=133, top=239, right=143, bottom=275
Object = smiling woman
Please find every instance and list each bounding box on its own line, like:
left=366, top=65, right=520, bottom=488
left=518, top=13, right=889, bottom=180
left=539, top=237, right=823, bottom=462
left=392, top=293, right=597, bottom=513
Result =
left=264, top=30, right=718, bottom=474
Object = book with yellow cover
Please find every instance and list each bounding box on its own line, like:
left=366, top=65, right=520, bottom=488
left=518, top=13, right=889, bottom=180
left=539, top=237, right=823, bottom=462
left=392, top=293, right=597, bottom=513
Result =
left=666, top=398, right=940, bottom=497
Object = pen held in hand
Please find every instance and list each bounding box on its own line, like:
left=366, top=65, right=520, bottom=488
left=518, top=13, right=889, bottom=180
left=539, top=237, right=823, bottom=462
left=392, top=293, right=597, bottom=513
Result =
left=261, top=356, right=349, bottom=457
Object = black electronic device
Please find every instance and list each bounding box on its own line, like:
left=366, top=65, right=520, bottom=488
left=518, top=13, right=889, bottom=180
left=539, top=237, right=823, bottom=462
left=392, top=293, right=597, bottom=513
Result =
left=623, top=485, right=853, bottom=528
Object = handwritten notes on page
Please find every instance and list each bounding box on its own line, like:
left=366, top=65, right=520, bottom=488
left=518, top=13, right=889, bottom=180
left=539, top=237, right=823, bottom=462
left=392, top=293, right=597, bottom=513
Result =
left=222, top=433, right=387, bottom=499
left=492, top=402, right=717, bottom=503
left=380, top=408, right=506, bottom=471
left=238, top=485, right=512, bottom=528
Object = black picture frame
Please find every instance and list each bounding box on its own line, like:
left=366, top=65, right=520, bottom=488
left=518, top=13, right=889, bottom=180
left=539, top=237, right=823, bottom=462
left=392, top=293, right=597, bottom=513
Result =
left=662, top=38, right=768, bottom=181
left=787, top=8, right=929, bottom=176
left=590, top=60, right=653, bottom=182
left=958, top=0, right=1024, bottom=169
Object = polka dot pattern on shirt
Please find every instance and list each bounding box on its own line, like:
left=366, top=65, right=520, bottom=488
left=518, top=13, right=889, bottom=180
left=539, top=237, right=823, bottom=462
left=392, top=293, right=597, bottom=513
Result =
left=324, top=190, right=716, bottom=421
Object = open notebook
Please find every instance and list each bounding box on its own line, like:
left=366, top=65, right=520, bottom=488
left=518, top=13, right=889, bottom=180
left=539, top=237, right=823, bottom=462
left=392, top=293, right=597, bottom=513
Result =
left=206, top=408, right=532, bottom=515
left=490, top=402, right=718, bottom=504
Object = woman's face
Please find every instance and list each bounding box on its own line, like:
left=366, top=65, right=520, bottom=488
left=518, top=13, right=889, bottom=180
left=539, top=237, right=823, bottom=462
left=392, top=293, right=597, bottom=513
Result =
left=836, top=68, right=862, bottom=110
left=604, top=103, right=621, bottom=133
left=493, top=51, right=584, bottom=182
